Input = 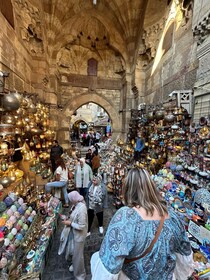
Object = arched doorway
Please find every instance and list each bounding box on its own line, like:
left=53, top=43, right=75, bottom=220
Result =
left=71, top=119, right=89, bottom=141
left=58, top=92, right=121, bottom=149
left=70, top=102, right=112, bottom=146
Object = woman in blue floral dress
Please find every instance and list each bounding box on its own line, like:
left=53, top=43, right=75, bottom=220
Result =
left=91, top=167, right=192, bottom=280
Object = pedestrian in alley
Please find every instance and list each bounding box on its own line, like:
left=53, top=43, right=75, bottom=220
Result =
left=85, top=148, right=92, bottom=167
left=45, top=158, right=72, bottom=208
left=50, top=140, right=63, bottom=173
left=86, top=174, right=107, bottom=236
left=74, top=158, right=93, bottom=200
left=62, top=191, right=88, bottom=280
left=91, top=151, right=100, bottom=175
left=91, top=167, right=192, bottom=280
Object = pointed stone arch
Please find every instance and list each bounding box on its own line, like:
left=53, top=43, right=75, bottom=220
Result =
left=57, top=92, right=121, bottom=147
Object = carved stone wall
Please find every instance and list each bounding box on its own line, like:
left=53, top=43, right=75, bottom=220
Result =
left=0, top=12, right=35, bottom=92
left=57, top=45, right=124, bottom=78
left=136, top=0, right=198, bottom=105
left=12, top=0, right=44, bottom=56
left=192, top=0, right=210, bottom=122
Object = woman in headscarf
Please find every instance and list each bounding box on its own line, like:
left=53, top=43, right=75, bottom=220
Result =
left=74, top=158, right=93, bottom=200
left=87, top=174, right=107, bottom=236
left=62, top=191, right=88, bottom=280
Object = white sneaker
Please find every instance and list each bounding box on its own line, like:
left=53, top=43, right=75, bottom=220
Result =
left=86, top=232, right=91, bottom=237
left=69, top=264, right=73, bottom=272
left=99, top=227, right=104, bottom=234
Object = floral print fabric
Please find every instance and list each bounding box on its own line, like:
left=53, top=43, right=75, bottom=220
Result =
left=99, top=206, right=191, bottom=280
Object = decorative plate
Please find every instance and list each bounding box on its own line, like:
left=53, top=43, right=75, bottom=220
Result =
left=26, top=250, right=35, bottom=259
left=188, top=166, right=197, bottom=171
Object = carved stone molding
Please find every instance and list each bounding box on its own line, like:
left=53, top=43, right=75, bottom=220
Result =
left=193, top=12, right=210, bottom=46
left=57, top=44, right=125, bottom=78
left=13, top=0, right=44, bottom=55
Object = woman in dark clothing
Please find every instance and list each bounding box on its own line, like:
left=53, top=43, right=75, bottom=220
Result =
left=91, top=151, right=100, bottom=175
left=85, top=149, right=92, bottom=167
left=50, top=140, right=63, bottom=173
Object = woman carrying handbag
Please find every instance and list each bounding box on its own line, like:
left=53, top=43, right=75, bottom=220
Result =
left=91, top=167, right=193, bottom=280
left=61, top=191, right=88, bottom=280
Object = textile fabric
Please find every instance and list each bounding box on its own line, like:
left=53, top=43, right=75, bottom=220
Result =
left=88, top=184, right=103, bottom=212
left=91, top=154, right=100, bottom=170
left=75, top=163, right=93, bottom=189
left=91, top=251, right=129, bottom=280
left=98, top=206, right=191, bottom=280
left=45, top=181, right=68, bottom=204
left=70, top=202, right=88, bottom=242
left=88, top=209, right=103, bottom=232
left=72, top=240, right=86, bottom=280
left=55, top=166, right=68, bottom=181
left=70, top=202, right=88, bottom=280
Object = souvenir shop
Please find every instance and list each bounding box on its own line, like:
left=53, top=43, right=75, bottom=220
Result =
left=99, top=98, right=210, bottom=279
left=0, top=91, right=62, bottom=279
left=0, top=85, right=209, bottom=279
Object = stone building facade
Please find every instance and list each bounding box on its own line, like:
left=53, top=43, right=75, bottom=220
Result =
left=0, top=0, right=209, bottom=148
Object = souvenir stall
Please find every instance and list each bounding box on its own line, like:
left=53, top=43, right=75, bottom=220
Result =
left=0, top=90, right=63, bottom=279
left=98, top=143, right=130, bottom=208
left=108, top=99, right=210, bottom=277
left=150, top=115, right=210, bottom=279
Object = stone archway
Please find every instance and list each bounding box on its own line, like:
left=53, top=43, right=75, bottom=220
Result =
left=57, top=92, right=121, bottom=148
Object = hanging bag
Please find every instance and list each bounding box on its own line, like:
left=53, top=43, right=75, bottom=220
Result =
left=58, top=226, right=71, bottom=255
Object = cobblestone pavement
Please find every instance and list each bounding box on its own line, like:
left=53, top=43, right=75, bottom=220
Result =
left=42, top=194, right=116, bottom=280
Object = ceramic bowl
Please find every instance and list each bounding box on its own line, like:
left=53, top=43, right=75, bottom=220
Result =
left=4, top=238, right=10, bottom=247
left=16, top=233, right=23, bottom=241
left=7, top=233, right=14, bottom=241
left=4, top=196, right=13, bottom=207
left=18, top=198, right=24, bottom=205
left=11, top=228, right=17, bottom=235
left=0, top=202, right=7, bottom=213
left=10, top=205, right=17, bottom=212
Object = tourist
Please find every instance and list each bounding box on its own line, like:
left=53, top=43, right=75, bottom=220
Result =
left=91, top=167, right=192, bottom=279
left=50, top=140, right=63, bottom=173
left=134, top=132, right=145, bottom=162
left=95, top=131, right=101, bottom=143
left=91, top=151, right=100, bottom=175
left=74, top=158, right=93, bottom=200
left=45, top=158, right=71, bottom=208
left=62, top=191, right=88, bottom=280
left=86, top=174, right=107, bottom=236
left=85, top=148, right=92, bottom=167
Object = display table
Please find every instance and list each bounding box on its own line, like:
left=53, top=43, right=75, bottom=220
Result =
left=0, top=190, right=61, bottom=280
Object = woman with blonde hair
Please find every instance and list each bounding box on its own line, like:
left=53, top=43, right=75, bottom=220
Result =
left=91, top=167, right=192, bottom=280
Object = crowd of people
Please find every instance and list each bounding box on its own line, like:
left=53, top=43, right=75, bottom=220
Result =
left=71, top=130, right=102, bottom=147
left=44, top=139, right=193, bottom=280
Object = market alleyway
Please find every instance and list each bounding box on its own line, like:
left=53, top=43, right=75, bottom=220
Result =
left=42, top=193, right=116, bottom=280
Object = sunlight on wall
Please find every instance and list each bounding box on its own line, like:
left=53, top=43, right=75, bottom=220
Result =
left=151, top=0, right=183, bottom=76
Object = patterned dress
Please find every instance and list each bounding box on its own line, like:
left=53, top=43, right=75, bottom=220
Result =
left=99, top=206, right=191, bottom=280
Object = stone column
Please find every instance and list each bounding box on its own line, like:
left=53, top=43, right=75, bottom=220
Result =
left=120, top=73, right=134, bottom=141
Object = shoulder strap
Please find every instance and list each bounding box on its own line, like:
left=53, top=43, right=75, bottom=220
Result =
left=124, top=215, right=165, bottom=264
